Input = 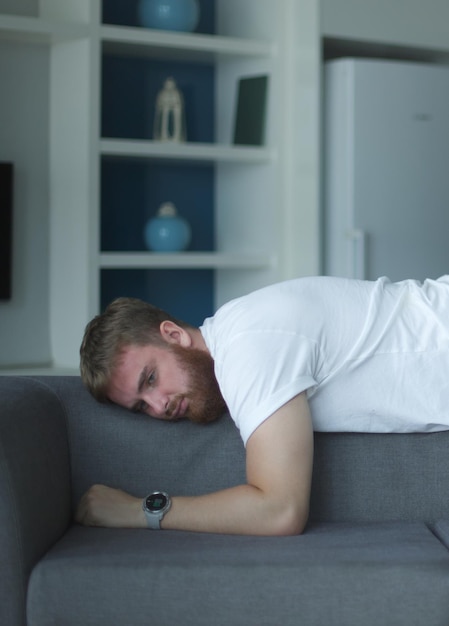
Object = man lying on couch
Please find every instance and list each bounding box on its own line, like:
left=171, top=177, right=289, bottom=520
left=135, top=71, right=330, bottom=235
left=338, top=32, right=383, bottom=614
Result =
left=77, top=275, right=449, bottom=536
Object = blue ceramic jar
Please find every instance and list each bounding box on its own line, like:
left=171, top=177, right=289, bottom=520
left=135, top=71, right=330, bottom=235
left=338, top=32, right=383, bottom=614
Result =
left=137, top=0, right=200, bottom=32
left=144, top=202, right=191, bottom=252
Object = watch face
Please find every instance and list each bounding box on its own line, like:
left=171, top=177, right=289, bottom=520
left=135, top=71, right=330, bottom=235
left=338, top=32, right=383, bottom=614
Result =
left=146, top=492, right=168, bottom=513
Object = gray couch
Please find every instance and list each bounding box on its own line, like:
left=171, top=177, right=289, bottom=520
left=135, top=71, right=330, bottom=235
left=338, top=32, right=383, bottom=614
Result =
left=3, top=375, right=449, bottom=626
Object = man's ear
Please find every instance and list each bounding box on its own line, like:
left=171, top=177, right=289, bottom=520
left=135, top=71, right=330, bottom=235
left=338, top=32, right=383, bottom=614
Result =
left=159, top=321, right=192, bottom=347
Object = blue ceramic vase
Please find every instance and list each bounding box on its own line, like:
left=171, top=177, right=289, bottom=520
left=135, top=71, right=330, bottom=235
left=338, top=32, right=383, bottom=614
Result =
left=144, top=202, right=191, bottom=252
left=137, top=0, right=200, bottom=32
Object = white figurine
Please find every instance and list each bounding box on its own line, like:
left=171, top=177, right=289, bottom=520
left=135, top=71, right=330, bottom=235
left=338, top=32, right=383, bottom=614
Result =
left=153, top=77, right=186, bottom=142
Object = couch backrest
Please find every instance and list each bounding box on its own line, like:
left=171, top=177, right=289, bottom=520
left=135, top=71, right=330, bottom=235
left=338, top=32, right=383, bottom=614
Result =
left=37, top=376, right=449, bottom=525
left=37, top=376, right=247, bottom=509
left=310, top=429, right=449, bottom=523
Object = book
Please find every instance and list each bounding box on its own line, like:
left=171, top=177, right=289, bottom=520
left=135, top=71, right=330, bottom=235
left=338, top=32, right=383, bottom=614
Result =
left=233, top=75, right=268, bottom=146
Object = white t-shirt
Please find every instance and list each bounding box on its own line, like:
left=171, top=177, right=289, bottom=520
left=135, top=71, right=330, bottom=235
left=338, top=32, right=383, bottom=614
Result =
left=200, top=276, right=449, bottom=445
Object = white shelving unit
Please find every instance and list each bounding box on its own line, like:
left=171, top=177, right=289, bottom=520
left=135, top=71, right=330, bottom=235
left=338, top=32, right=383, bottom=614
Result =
left=100, top=138, right=274, bottom=163
left=98, top=6, right=280, bottom=303
left=0, top=0, right=321, bottom=372
left=101, top=23, right=274, bottom=60
left=100, top=251, right=274, bottom=270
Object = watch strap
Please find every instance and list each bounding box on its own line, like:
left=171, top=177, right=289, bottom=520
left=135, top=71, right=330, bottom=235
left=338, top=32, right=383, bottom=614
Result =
left=144, top=510, right=162, bottom=530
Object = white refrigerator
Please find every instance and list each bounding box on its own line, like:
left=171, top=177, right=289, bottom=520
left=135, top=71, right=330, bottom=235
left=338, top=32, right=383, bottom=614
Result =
left=323, top=58, right=449, bottom=282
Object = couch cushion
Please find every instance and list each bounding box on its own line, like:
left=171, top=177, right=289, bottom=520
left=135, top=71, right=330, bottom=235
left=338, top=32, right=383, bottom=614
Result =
left=27, top=522, right=449, bottom=626
left=431, top=520, right=449, bottom=550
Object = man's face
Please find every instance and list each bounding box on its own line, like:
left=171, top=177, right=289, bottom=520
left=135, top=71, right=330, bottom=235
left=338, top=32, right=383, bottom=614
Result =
left=107, top=342, right=227, bottom=424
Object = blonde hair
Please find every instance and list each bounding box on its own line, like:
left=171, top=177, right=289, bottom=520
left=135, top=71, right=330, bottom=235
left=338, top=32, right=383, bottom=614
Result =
left=79, top=297, right=191, bottom=402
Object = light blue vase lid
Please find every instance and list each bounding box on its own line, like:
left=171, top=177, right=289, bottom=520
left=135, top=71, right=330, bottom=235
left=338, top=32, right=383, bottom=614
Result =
left=156, top=201, right=178, bottom=218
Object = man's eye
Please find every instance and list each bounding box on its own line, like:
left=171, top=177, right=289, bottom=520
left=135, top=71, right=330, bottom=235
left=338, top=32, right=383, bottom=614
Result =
left=147, top=372, right=156, bottom=386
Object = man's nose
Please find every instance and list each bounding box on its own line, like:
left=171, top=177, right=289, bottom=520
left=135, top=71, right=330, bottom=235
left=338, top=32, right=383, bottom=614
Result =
left=143, top=390, right=168, bottom=419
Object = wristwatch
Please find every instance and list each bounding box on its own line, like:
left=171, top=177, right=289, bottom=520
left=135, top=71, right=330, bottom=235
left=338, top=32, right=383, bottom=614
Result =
left=142, top=491, right=172, bottom=529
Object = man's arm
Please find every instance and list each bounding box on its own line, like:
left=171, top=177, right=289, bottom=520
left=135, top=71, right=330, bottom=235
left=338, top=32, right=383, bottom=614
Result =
left=76, top=392, right=314, bottom=536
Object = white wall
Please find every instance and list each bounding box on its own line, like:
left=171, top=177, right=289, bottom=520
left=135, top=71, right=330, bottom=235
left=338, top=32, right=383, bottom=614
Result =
left=0, top=40, right=51, bottom=367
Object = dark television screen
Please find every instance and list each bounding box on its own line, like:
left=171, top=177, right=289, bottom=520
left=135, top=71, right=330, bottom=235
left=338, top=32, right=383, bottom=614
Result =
left=0, top=162, right=13, bottom=300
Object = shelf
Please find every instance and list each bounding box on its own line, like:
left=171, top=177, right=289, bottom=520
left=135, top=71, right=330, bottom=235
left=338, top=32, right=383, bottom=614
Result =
left=101, top=24, right=275, bottom=62
left=0, top=14, right=88, bottom=44
left=100, top=252, right=274, bottom=270
left=100, top=139, right=274, bottom=163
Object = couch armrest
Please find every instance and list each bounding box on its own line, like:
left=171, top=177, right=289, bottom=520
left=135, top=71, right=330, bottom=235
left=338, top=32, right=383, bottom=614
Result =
left=0, top=376, right=72, bottom=626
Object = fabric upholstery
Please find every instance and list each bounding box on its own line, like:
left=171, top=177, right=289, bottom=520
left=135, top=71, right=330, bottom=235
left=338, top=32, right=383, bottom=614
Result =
left=311, top=430, right=449, bottom=523
left=37, top=377, right=449, bottom=525
left=0, top=377, right=71, bottom=626
left=35, top=376, right=247, bottom=508
left=4, top=376, right=449, bottom=626
left=27, top=522, right=449, bottom=626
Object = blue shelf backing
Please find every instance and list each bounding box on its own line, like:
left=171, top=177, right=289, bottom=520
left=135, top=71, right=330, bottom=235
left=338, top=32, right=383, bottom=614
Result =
left=101, top=268, right=214, bottom=326
left=101, top=159, right=215, bottom=252
left=100, top=0, right=218, bottom=324
left=102, top=57, right=215, bottom=143
left=101, top=54, right=216, bottom=254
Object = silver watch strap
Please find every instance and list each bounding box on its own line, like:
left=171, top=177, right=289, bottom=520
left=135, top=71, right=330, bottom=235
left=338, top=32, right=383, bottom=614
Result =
left=144, top=511, right=161, bottom=530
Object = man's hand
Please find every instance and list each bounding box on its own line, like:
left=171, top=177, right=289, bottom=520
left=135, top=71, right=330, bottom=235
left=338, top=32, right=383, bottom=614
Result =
left=75, top=484, right=146, bottom=528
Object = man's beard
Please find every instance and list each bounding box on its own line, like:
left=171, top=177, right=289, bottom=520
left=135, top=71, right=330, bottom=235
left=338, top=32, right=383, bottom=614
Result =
left=167, top=344, right=227, bottom=424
